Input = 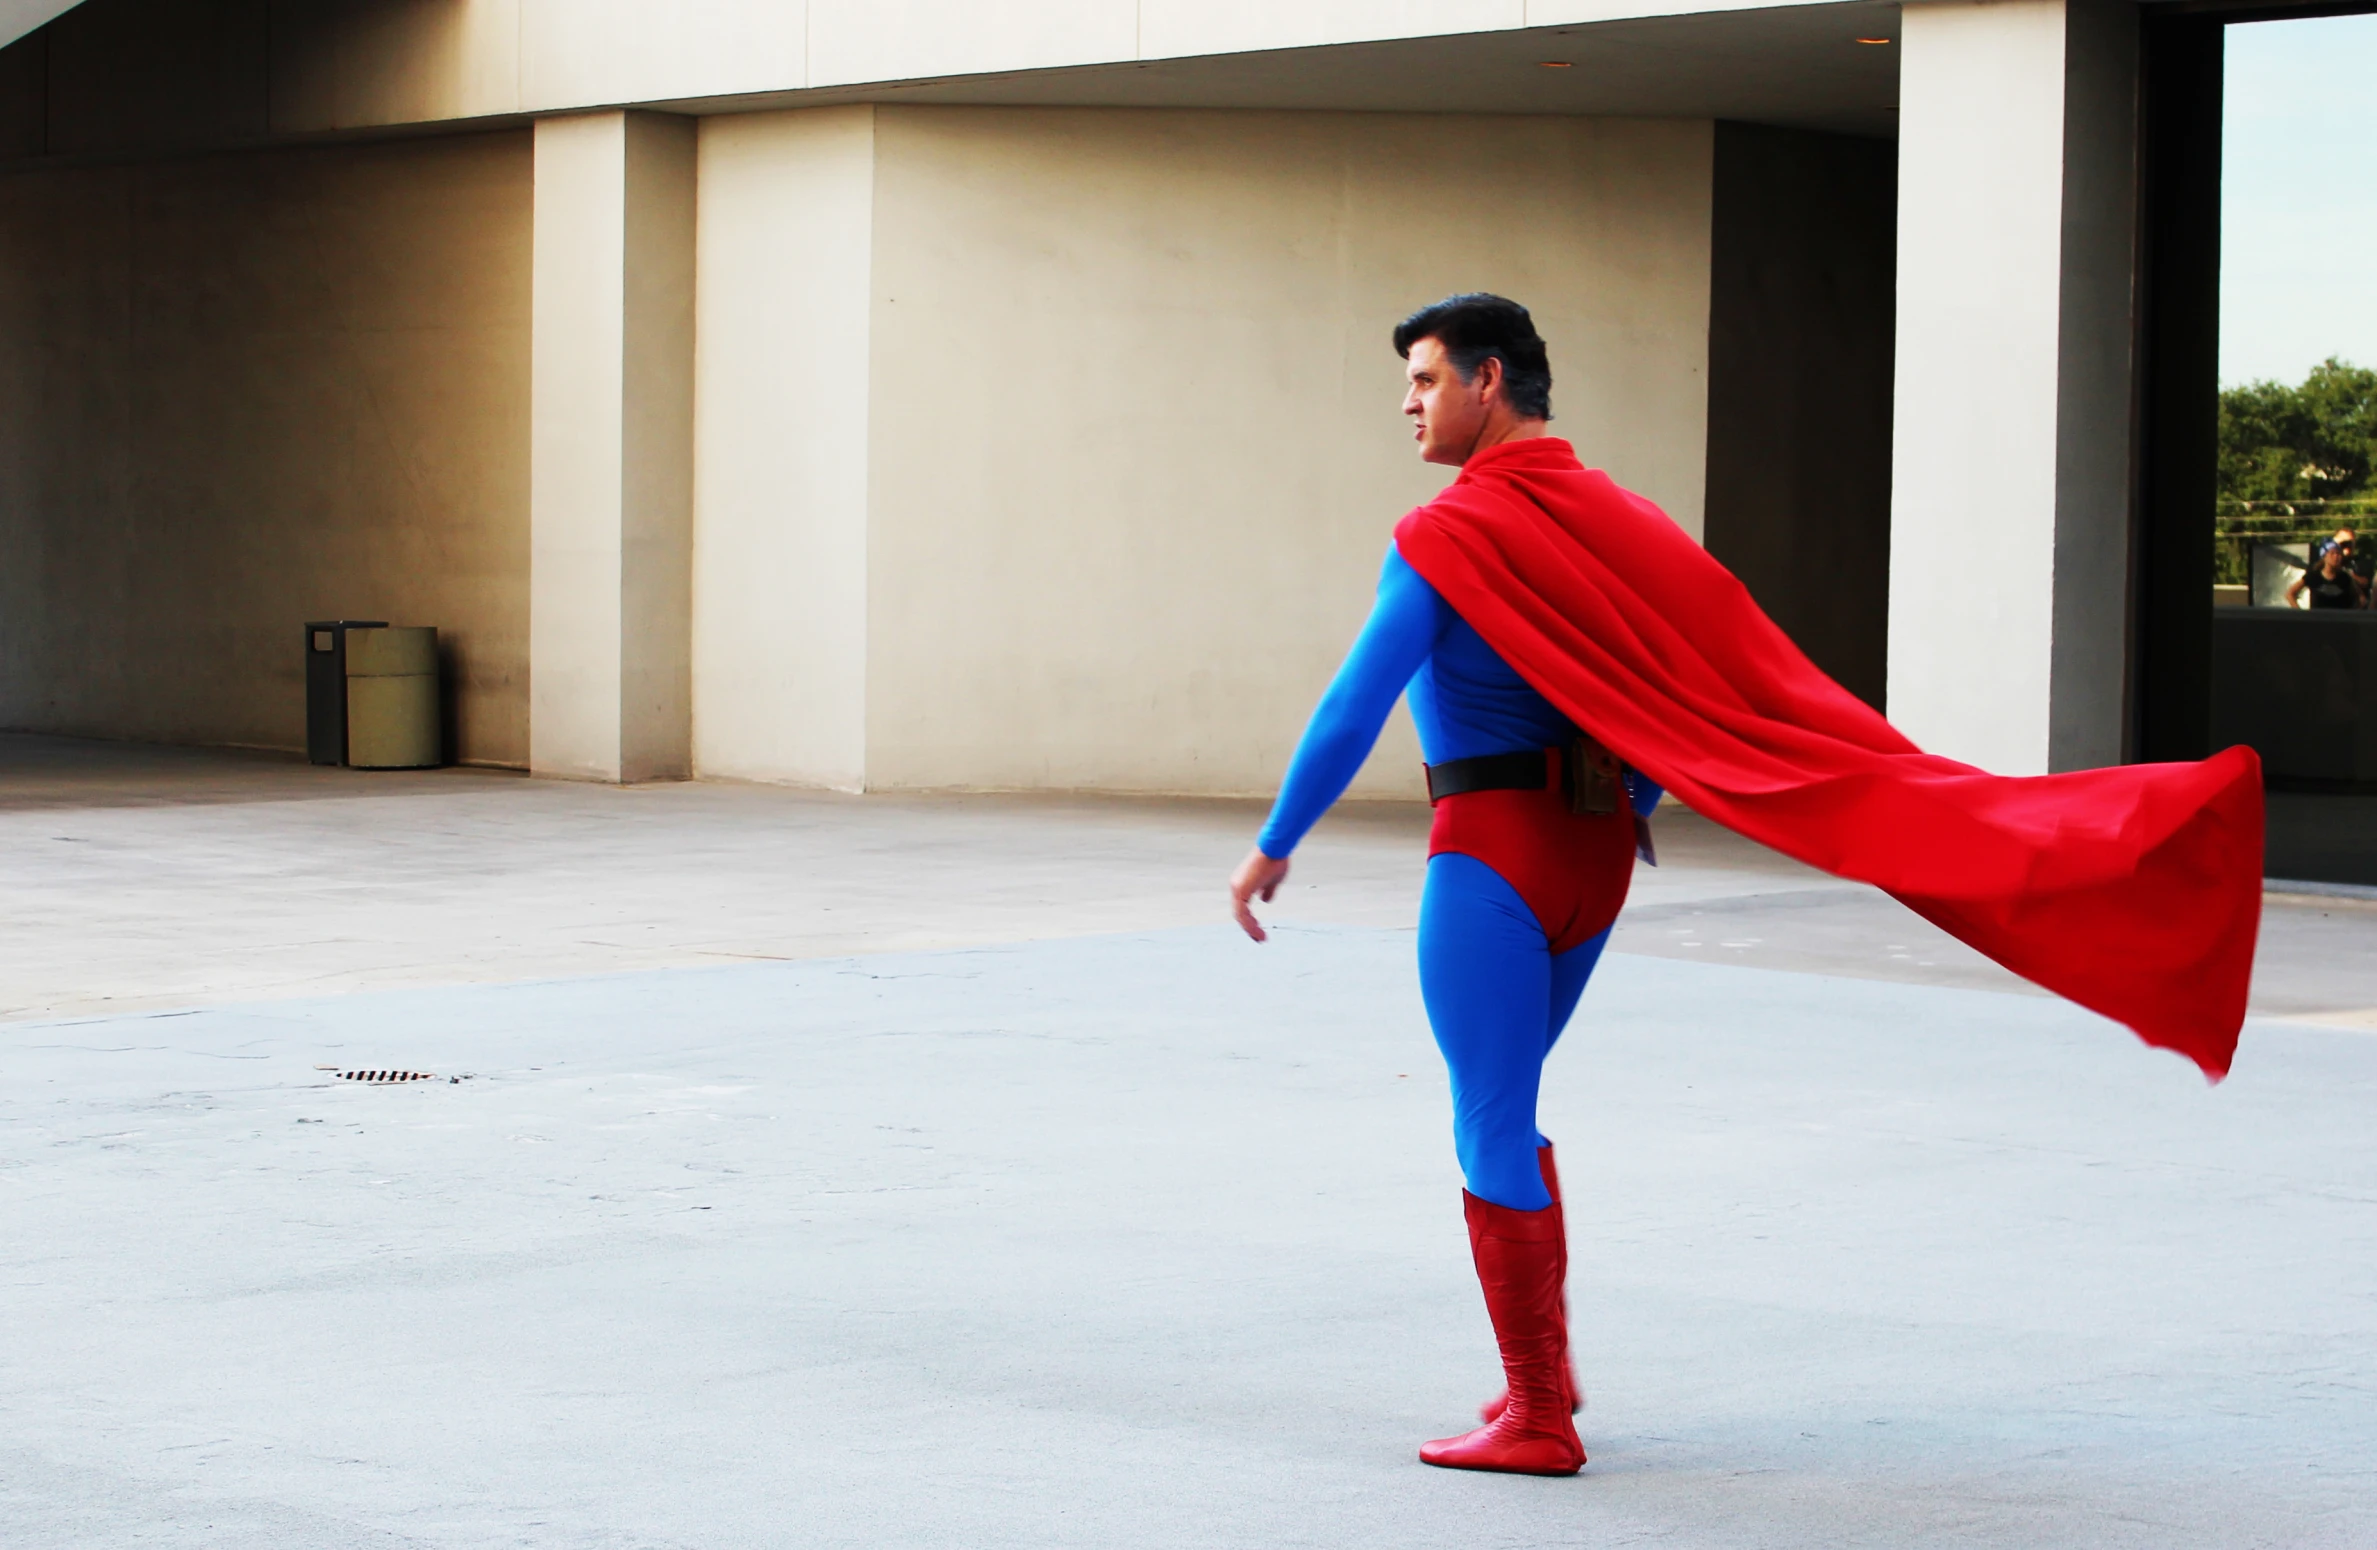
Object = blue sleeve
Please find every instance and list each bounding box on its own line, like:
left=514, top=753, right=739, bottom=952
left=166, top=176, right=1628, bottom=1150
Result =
left=1625, top=771, right=1663, bottom=819
left=1256, top=551, right=1448, bottom=858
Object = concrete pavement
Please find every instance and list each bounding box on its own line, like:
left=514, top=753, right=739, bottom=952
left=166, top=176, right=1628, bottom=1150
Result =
left=3, top=735, right=2373, bottom=1548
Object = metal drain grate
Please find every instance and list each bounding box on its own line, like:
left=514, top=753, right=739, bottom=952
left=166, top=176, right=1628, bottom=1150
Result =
left=316, top=1066, right=438, bottom=1084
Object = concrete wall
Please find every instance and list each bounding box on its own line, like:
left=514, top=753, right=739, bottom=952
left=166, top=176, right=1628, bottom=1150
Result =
left=1702, top=121, right=1896, bottom=712
left=692, top=105, right=876, bottom=789
left=0, top=129, right=531, bottom=762
left=0, top=96, right=1713, bottom=794
left=691, top=104, right=1714, bottom=796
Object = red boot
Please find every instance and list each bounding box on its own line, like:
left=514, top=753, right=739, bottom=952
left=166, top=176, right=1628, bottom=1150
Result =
left=1480, top=1143, right=1583, bottom=1422
left=1420, top=1191, right=1587, bottom=1476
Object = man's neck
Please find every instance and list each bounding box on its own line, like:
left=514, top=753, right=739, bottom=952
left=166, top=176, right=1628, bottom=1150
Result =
left=1458, top=414, right=1550, bottom=465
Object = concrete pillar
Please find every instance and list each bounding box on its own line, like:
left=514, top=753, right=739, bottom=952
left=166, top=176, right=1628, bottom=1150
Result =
left=529, top=110, right=695, bottom=782
left=1889, top=0, right=2139, bottom=774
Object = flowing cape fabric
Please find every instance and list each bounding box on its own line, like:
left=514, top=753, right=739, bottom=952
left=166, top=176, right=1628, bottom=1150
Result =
left=1392, top=438, right=2263, bottom=1079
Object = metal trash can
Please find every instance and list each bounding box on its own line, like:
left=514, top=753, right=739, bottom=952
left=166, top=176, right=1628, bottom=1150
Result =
left=305, top=620, right=387, bottom=766
left=305, top=621, right=442, bottom=769
left=345, top=627, right=442, bottom=768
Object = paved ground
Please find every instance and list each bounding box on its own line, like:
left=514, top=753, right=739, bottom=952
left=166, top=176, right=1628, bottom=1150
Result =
left=3, top=734, right=2374, bottom=1548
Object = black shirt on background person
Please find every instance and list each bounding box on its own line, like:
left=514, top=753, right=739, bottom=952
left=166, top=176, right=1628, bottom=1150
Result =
left=2293, top=550, right=2367, bottom=609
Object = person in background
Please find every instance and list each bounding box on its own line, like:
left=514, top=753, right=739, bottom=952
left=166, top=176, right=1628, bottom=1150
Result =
left=2335, top=528, right=2375, bottom=608
left=2287, top=538, right=2367, bottom=610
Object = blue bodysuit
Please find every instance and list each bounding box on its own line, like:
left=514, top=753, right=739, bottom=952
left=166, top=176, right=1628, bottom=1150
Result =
left=1257, top=548, right=1658, bottom=1212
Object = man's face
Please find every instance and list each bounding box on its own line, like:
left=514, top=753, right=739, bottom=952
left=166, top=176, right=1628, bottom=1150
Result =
left=1402, top=336, right=1491, bottom=466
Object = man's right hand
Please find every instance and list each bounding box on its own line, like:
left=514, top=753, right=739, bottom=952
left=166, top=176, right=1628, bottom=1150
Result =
left=1230, top=848, right=1291, bottom=943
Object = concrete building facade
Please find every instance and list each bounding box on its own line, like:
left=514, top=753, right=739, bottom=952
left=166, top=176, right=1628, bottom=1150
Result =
left=0, top=0, right=2304, bottom=806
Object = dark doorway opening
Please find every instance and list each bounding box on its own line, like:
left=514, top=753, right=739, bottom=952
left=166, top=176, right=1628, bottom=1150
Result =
left=2133, top=2, right=2377, bottom=884
left=1703, top=121, right=1899, bottom=712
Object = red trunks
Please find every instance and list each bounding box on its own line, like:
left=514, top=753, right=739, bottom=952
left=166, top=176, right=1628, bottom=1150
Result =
left=1427, top=745, right=1638, bottom=955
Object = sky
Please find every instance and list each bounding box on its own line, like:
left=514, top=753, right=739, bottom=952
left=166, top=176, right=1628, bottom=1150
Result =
left=2220, top=14, right=2377, bottom=387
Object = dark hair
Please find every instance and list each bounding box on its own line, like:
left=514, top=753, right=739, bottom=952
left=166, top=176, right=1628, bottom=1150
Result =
left=1392, top=293, right=1553, bottom=421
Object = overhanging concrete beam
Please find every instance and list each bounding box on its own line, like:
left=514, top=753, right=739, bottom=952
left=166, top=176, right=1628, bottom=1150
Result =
left=0, top=0, right=1904, bottom=167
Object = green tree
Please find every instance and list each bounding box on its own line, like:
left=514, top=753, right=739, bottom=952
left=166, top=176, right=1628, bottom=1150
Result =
left=2218, top=357, right=2377, bottom=507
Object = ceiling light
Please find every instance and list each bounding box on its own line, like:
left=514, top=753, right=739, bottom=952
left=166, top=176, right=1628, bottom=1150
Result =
left=1855, top=37, right=1892, bottom=44
left=1538, top=60, right=1574, bottom=68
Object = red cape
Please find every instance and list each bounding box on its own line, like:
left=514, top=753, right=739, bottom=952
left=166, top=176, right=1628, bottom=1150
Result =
left=1392, top=438, right=2263, bottom=1079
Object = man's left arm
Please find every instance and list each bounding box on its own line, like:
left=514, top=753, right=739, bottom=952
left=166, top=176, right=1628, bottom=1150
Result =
left=1232, top=553, right=1445, bottom=941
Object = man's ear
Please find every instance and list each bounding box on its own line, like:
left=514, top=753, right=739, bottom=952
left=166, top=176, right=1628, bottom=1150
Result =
left=1474, top=353, right=1505, bottom=405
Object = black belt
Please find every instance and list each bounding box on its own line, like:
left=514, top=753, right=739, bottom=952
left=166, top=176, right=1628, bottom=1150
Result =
left=1425, top=749, right=1550, bottom=802
left=1425, top=737, right=1626, bottom=816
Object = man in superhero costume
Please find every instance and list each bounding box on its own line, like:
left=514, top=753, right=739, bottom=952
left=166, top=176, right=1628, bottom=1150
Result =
left=1228, top=294, right=2263, bottom=1479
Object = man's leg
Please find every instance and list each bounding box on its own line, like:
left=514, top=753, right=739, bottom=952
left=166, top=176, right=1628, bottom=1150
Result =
left=1418, top=852, right=1556, bottom=1210
left=1543, top=926, right=1611, bottom=1061
left=1488, top=924, right=1609, bottom=1423
left=1414, top=852, right=1584, bottom=1475
left=1533, top=924, right=1611, bottom=1149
